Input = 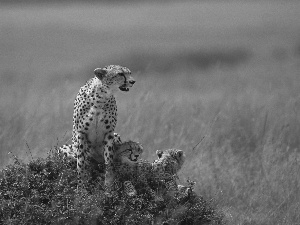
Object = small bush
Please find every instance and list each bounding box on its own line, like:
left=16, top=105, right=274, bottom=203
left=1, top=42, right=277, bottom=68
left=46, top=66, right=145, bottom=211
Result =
left=0, top=150, right=224, bottom=225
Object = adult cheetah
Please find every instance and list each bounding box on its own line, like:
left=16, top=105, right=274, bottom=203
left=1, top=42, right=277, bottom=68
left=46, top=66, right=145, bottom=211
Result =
left=60, top=65, right=135, bottom=193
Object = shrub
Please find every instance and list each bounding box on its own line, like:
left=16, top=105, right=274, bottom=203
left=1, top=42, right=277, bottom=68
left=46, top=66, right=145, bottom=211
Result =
left=0, top=150, right=224, bottom=225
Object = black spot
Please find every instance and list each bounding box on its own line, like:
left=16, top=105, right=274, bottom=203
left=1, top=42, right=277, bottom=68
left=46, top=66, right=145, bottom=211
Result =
left=108, top=146, right=112, bottom=151
left=80, top=144, right=83, bottom=149
left=104, top=120, right=108, bottom=124
left=108, top=135, right=113, bottom=140
left=85, top=122, right=89, bottom=126
left=89, top=118, right=93, bottom=121
left=103, top=141, right=108, bottom=145
left=106, top=126, right=110, bottom=129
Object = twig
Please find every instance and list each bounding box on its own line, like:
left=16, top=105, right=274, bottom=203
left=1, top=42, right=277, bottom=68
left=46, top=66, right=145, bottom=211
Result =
left=25, top=141, right=34, bottom=161
left=192, top=136, right=205, bottom=151
left=192, top=110, right=220, bottom=152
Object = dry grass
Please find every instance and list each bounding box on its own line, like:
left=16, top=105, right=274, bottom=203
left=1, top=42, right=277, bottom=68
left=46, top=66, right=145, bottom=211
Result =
left=1, top=1, right=300, bottom=224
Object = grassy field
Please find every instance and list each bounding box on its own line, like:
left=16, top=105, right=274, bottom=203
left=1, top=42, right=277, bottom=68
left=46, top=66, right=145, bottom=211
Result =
left=1, top=1, right=300, bottom=224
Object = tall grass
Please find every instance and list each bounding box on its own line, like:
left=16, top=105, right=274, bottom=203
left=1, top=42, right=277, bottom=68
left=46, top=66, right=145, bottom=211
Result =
left=1, top=1, right=300, bottom=224
left=2, top=59, right=300, bottom=224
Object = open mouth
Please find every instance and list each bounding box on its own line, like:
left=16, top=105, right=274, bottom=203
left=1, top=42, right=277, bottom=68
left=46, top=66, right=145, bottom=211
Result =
left=130, top=155, right=139, bottom=161
left=119, top=86, right=129, bottom=91
left=119, top=83, right=131, bottom=92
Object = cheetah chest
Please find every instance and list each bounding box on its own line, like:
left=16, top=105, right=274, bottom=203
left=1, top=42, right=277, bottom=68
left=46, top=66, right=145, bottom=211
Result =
left=84, top=98, right=117, bottom=149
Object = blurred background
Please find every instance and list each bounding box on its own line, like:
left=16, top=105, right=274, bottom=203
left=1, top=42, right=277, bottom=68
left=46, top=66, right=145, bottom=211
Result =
left=1, top=0, right=300, bottom=224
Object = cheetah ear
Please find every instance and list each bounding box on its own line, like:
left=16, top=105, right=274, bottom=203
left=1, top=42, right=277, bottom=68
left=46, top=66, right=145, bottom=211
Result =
left=156, top=150, right=163, bottom=158
left=177, top=150, right=183, bottom=158
left=94, top=68, right=107, bottom=80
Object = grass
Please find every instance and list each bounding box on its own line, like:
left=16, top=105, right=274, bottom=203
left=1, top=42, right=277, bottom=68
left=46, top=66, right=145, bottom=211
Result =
left=0, top=150, right=224, bottom=224
left=1, top=1, right=300, bottom=224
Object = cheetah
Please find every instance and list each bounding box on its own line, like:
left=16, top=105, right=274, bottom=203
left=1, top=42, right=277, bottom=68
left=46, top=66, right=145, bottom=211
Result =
left=60, top=65, right=135, bottom=192
left=59, top=137, right=143, bottom=190
left=115, top=148, right=186, bottom=200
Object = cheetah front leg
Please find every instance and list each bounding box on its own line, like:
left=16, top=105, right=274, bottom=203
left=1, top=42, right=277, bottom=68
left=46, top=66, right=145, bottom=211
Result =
left=76, top=131, right=92, bottom=191
left=103, top=132, right=116, bottom=195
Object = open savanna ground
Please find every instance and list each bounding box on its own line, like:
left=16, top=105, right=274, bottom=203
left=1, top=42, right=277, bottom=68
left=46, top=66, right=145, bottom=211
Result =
left=1, top=1, right=300, bottom=224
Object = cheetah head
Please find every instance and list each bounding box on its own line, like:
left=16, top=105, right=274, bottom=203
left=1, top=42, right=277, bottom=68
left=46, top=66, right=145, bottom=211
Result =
left=115, top=140, right=144, bottom=162
left=155, top=149, right=186, bottom=174
left=94, top=65, right=135, bottom=92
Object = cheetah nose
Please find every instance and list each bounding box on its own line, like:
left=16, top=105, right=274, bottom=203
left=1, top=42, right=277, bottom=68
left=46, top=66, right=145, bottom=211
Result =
left=129, top=80, right=135, bottom=84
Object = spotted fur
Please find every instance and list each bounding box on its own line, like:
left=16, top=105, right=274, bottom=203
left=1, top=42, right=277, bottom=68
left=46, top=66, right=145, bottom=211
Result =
left=59, top=132, right=123, bottom=171
left=113, top=140, right=144, bottom=165
left=115, top=149, right=185, bottom=200
left=59, top=65, right=135, bottom=192
left=59, top=138, right=143, bottom=191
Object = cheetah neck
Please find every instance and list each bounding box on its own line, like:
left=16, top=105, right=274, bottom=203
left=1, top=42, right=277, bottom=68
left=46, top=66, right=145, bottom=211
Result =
left=91, top=77, right=112, bottom=96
